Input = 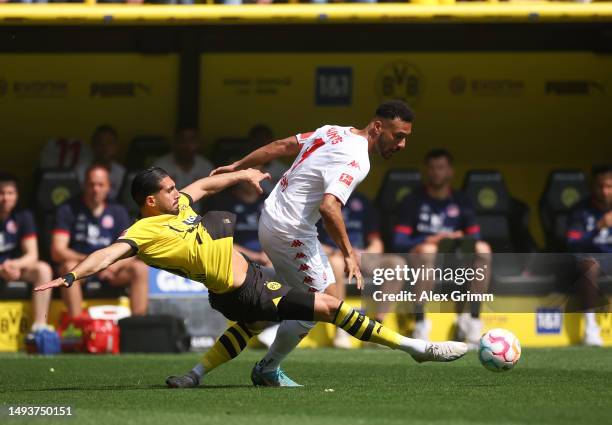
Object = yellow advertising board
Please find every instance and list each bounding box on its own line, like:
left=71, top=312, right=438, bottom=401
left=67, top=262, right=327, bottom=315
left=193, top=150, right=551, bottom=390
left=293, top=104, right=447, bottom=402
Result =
left=200, top=52, right=612, bottom=242
left=0, top=54, right=178, bottom=185
left=2, top=297, right=610, bottom=351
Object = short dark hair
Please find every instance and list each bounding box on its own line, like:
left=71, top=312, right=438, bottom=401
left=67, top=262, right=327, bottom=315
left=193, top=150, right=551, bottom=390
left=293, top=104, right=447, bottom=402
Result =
left=592, top=164, right=612, bottom=178
left=375, top=100, right=414, bottom=123
left=425, top=148, right=453, bottom=164
left=84, top=164, right=111, bottom=182
left=131, top=167, right=169, bottom=207
left=0, top=172, right=18, bottom=188
left=92, top=124, right=118, bottom=142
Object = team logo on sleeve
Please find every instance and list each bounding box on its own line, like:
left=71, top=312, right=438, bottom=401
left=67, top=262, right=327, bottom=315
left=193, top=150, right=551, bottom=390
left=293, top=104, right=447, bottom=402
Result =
left=183, top=216, right=198, bottom=225
left=339, top=173, right=354, bottom=187
left=266, top=281, right=282, bottom=291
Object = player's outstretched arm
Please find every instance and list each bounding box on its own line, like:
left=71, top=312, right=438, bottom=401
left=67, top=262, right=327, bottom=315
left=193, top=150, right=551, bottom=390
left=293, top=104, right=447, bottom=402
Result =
left=319, top=194, right=364, bottom=289
left=210, top=136, right=300, bottom=176
left=34, top=242, right=134, bottom=292
left=181, top=168, right=271, bottom=204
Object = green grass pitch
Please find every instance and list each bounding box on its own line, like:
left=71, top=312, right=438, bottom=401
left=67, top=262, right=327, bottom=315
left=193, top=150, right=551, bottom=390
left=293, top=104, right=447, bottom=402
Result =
left=1, top=348, right=610, bottom=425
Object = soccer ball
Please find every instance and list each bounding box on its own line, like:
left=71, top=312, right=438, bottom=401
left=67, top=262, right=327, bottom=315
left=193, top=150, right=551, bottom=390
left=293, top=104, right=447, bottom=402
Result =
left=478, top=328, right=521, bottom=372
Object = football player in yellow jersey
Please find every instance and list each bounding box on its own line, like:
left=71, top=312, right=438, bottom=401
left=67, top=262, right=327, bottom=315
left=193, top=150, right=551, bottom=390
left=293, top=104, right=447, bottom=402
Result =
left=36, top=166, right=467, bottom=388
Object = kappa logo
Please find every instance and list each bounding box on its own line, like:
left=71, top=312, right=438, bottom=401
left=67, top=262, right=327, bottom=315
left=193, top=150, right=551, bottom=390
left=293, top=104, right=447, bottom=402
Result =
left=303, top=276, right=314, bottom=284
left=348, top=160, right=360, bottom=170
left=291, top=240, right=304, bottom=247
left=295, top=252, right=306, bottom=260
left=339, top=173, right=354, bottom=187
left=299, top=264, right=310, bottom=272
left=266, top=281, right=282, bottom=291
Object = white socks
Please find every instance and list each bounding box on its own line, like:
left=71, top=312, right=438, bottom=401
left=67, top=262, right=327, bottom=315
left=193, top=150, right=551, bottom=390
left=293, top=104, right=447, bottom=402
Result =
left=398, top=336, right=428, bottom=356
left=585, top=311, right=599, bottom=330
left=260, top=320, right=315, bottom=373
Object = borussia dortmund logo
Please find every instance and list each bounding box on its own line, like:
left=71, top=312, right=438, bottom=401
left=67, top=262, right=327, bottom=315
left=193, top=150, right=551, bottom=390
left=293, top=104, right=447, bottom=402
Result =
left=377, top=62, right=423, bottom=105
left=266, top=281, right=282, bottom=291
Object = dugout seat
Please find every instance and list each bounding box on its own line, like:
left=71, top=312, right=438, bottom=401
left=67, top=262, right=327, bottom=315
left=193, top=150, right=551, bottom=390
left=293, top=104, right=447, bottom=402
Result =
left=463, top=170, right=522, bottom=252
left=118, top=171, right=140, bottom=218
left=33, top=169, right=81, bottom=262
left=375, top=168, right=422, bottom=249
left=125, top=136, right=170, bottom=171
left=35, top=169, right=81, bottom=214
left=539, top=170, right=589, bottom=252
left=462, top=170, right=554, bottom=290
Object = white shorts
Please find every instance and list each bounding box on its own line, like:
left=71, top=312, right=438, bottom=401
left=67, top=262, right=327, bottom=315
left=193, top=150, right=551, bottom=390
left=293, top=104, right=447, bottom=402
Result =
left=258, top=219, right=335, bottom=293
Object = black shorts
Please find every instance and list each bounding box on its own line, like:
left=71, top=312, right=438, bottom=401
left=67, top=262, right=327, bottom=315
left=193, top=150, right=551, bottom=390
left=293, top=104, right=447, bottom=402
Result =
left=208, top=259, right=291, bottom=323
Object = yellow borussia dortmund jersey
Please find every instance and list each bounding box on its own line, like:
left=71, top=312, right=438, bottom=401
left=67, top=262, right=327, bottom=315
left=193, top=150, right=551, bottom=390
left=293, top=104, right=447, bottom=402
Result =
left=118, top=193, right=234, bottom=294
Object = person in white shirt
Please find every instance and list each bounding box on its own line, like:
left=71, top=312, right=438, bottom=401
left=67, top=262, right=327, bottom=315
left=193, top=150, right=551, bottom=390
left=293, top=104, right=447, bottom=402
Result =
left=212, top=100, right=416, bottom=386
left=154, top=127, right=214, bottom=191
left=76, top=125, right=125, bottom=201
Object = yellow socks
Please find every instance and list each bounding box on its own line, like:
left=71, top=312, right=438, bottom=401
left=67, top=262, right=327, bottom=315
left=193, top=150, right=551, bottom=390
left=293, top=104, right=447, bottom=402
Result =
left=332, top=301, right=402, bottom=349
left=200, top=322, right=261, bottom=373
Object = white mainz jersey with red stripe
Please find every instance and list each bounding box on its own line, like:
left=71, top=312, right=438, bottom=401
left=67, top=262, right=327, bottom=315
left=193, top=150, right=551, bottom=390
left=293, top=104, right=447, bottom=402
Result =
left=260, top=125, right=370, bottom=237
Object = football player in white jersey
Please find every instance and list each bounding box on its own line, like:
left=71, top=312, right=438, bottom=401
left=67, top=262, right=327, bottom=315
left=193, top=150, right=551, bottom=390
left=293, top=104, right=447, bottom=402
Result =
left=212, top=101, right=431, bottom=386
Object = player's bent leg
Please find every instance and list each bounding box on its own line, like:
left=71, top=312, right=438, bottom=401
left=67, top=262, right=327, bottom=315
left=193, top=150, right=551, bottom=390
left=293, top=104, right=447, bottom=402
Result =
left=23, top=261, right=53, bottom=329
left=108, top=259, right=149, bottom=316
left=166, top=321, right=266, bottom=389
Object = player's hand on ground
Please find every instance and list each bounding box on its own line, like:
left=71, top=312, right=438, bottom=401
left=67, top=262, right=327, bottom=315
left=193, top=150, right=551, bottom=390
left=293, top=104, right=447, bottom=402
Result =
left=34, top=277, right=70, bottom=292
left=344, top=254, right=364, bottom=290
left=210, top=163, right=238, bottom=176
left=241, top=168, right=271, bottom=195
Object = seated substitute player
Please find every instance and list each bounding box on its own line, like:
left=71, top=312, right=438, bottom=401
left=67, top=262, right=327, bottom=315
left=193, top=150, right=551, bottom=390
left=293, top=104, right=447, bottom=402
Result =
left=35, top=166, right=468, bottom=388
left=51, top=165, right=148, bottom=318
left=0, top=173, right=53, bottom=333
left=567, top=164, right=612, bottom=347
left=393, top=149, right=491, bottom=347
